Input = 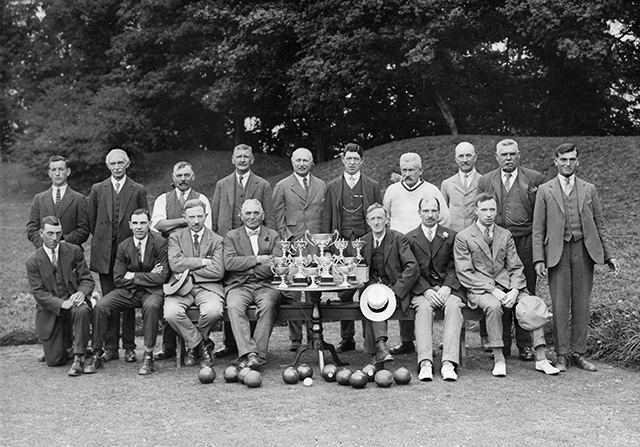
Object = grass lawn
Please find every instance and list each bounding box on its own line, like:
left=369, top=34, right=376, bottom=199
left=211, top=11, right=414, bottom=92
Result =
left=1, top=135, right=639, bottom=366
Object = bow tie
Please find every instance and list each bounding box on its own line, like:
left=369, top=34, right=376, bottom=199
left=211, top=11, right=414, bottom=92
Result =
left=246, top=228, right=260, bottom=237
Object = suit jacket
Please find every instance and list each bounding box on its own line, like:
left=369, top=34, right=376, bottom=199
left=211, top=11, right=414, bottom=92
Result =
left=272, top=173, right=326, bottom=247
left=321, top=173, right=382, bottom=234
left=168, top=227, right=225, bottom=297
left=223, top=226, right=282, bottom=292
left=25, top=242, right=95, bottom=340
left=440, top=171, right=482, bottom=233
left=362, top=230, right=419, bottom=315
left=532, top=176, right=613, bottom=268
left=88, top=177, right=148, bottom=273
left=26, top=186, right=90, bottom=248
left=113, top=232, right=170, bottom=297
left=211, top=171, right=275, bottom=237
left=405, top=225, right=466, bottom=303
left=477, top=167, right=545, bottom=236
left=454, top=224, right=526, bottom=307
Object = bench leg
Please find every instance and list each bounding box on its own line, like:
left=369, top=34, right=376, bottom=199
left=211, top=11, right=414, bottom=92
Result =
left=459, top=322, right=466, bottom=368
left=176, top=334, right=185, bottom=368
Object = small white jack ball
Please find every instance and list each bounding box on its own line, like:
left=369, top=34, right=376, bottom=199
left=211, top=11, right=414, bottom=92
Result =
left=303, top=377, right=313, bottom=387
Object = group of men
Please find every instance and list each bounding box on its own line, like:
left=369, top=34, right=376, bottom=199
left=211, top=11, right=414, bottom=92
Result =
left=25, top=138, right=618, bottom=381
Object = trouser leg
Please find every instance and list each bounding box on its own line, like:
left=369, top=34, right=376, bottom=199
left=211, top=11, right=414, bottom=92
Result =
left=141, top=292, right=163, bottom=349
left=226, top=287, right=256, bottom=358
left=338, top=288, right=356, bottom=339
left=252, top=286, right=281, bottom=358
left=475, top=294, right=504, bottom=348
left=548, top=241, right=573, bottom=356
left=412, top=294, right=435, bottom=365
left=441, top=295, right=464, bottom=365
left=193, top=287, right=225, bottom=340
left=164, top=294, right=200, bottom=349
left=399, top=320, right=415, bottom=343
left=70, top=304, right=92, bottom=355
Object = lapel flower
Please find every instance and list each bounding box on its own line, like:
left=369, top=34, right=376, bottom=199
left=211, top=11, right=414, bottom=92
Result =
left=529, top=185, right=538, bottom=194
left=265, top=235, right=270, bottom=242
left=442, top=231, right=449, bottom=239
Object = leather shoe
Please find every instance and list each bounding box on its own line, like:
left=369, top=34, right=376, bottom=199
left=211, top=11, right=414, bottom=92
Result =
left=571, top=353, right=598, bottom=371
left=68, top=356, right=84, bottom=377
left=185, top=345, right=201, bottom=367
left=418, top=361, right=433, bottom=381
left=125, top=349, right=137, bottom=363
left=153, top=348, right=176, bottom=361
left=289, top=340, right=302, bottom=352
left=138, top=351, right=154, bottom=375
left=389, top=342, right=415, bottom=355
left=83, top=354, right=103, bottom=374
left=492, top=362, right=507, bottom=377
left=518, top=347, right=535, bottom=361
left=102, top=349, right=119, bottom=362
left=554, top=354, right=568, bottom=372
left=375, top=340, right=394, bottom=364
left=337, top=338, right=356, bottom=353
left=246, top=352, right=266, bottom=370
left=36, top=351, right=46, bottom=363
left=441, top=361, right=458, bottom=381
left=214, top=345, right=239, bottom=358
left=200, top=339, right=215, bottom=367
left=535, top=359, right=560, bottom=375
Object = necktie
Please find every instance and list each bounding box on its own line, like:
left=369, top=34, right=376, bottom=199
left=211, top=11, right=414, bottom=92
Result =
left=462, top=174, right=469, bottom=192
left=238, top=175, right=244, bottom=191
left=303, top=176, right=309, bottom=191
left=504, top=173, right=512, bottom=192
left=484, top=227, right=493, bottom=248
left=193, top=234, right=200, bottom=257
left=563, top=177, right=572, bottom=196
left=136, top=241, right=143, bottom=264
left=426, top=229, right=434, bottom=242
left=246, top=228, right=260, bottom=237
left=348, top=176, right=356, bottom=189
left=115, top=182, right=121, bottom=194
left=54, top=188, right=61, bottom=212
left=179, top=191, right=186, bottom=205
left=51, top=250, right=57, bottom=271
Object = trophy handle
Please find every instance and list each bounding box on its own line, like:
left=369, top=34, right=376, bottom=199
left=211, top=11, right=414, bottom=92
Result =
left=304, top=229, right=313, bottom=246
left=329, top=229, right=340, bottom=246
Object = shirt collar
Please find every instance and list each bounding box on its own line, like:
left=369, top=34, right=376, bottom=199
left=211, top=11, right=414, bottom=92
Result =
left=501, top=168, right=518, bottom=181
left=43, top=245, right=58, bottom=262
left=373, top=230, right=386, bottom=245
left=558, top=174, right=575, bottom=185
left=458, top=169, right=476, bottom=182
left=421, top=223, right=438, bottom=238
left=134, top=235, right=148, bottom=247
left=293, top=172, right=309, bottom=187
left=175, top=187, right=192, bottom=196
left=343, top=171, right=361, bottom=183
left=476, top=221, right=493, bottom=235
left=245, top=226, right=261, bottom=237
left=111, top=176, right=127, bottom=188
left=190, top=228, right=205, bottom=239
left=237, top=171, right=251, bottom=183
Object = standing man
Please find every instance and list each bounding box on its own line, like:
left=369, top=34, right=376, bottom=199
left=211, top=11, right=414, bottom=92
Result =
left=88, top=148, right=148, bottom=363
left=406, top=197, right=466, bottom=381
left=164, top=199, right=225, bottom=367
left=223, top=199, right=282, bottom=369
left=25, top=216, right=94, bottom=376
left=455, top=193, right=559, bottom=377
left=360, top=204, right=418, bottom=365
left=383, top=152, right=450, bottom=355
left=211, top=144, right=275, bottom=358
left=322, top=143, right=383, bottom=352
left=84, top=209, right=168, bottom=375
left=441, top=142, right=482, bottom=233
left=150, top=161, right=212, bottom=362
left=477, top=139, right=545, bottom=361
left=272, top=148, right=326, bottom=351
left=533, top=143, right=619, bottom=372
left=27, top=155, right=90, bottom=249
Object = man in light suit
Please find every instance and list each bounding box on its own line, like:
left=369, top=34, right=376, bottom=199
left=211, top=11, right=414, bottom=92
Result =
left=406, top=196, right=466, bottom=381
left=455, top=193, right=559, bottom=377
left=165, top=199, right=225, bottom=367
left=272, top=147, right=326, bottom=351
left=88, top=148, right=148, bottom=363
left=533, top=143, right=619, bottom=372
left=223, top=199, right=282, bottom=369
left=477, top=139, right=545, bottom=361
left=441, top=142, right=482, bottom=233
left=27, top=155, right=90, bottom=249
left=84, top=209, right=169, bottom=375
left=322, top=143, right=383, bottom=352
left=211, top=144, right=275, bottom=358
left=150, top=161, right=212, bottom=362
left=25, top=216, right=94, bottom=376
left=360, top=204, right=419, bottom=365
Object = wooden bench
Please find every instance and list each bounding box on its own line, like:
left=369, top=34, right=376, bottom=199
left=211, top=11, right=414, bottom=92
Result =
left=176, top=302, right=484, bottom=367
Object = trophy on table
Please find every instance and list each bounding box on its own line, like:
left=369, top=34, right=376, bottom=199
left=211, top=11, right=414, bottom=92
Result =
left=314, top=252, right=335, bottom=285
left=351, top=238, right=366, bottom=263
left=293, top=239, right=308, bottom=258
left=335, top=258, right=357, bottom=287
left=350, top=239, right=369, bottom=283
left=305, top=230, right=339, bottom=286
left=270, top=256, right=291, bottom=288
left=277, top=240, right=293, bottom=257
left=302, top=265, right=320, bottom=289
left=304, top=229, right=339, bottom=256
left=291, top=253, right=311, bottom=286
left=333, top=238, right=349, bottom=260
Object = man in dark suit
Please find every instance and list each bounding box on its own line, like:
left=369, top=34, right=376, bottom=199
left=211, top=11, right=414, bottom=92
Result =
left=455, top=193, right=559, bottom=377
left=25, top=216, right=94, bottom=376
left=165, top=199, right=225, bottom=367
left=406, top=196, right=466, bottom=381
left=88, top=148, right=148, bottom=363
left=26, top=155, right=90, bottom=249
left=84, top=209, right=169, bottom=375
left=533, top=143, right=619, bottom=372
left=150, top=161, right=212, bottom=361
left=321, top=143, right=383, bottom=352
left=211, top=144, right=275, bottom=357
left=272, top=147, right=326, bottom=351
left=360, top=203, right=419, bottom=365
left=223, top=199, right=282, bottom=369
left=477, top=139, right=545, bottom=361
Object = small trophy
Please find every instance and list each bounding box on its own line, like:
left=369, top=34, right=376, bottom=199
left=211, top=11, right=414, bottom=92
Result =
left=339, top=256, right=359, bottom=284
left=334, top=238, right=349, bottom=260
left=293, top=239, right=308, bottom=258
left=277, top=240, right=293, bottom=257
left=270, top=256, right=291, bottom=286
left=314, top=253, right=335, bottom=286
left=302, top=266, right=320, bottom=289
left=291, top=254, right=311, bottom=286
left=271, top=264, right=291, bottom=289
left=335, top=262, right=356, bottom=287
left=351, top=239, right=366, bottom=264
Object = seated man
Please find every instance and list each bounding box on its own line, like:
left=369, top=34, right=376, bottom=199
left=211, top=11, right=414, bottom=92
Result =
left=25, top=216, right=94, bottom=376
left=84, top=209, right=169, bottom=375
left=165, top=199, right=225, bottom=367
left=454, top=193, right=559, bottom=377
left=361, top=203, right=419, bottom=365
left=406, top=196, right=466, bottom=381
left=223, top=199, right=282, bottom=369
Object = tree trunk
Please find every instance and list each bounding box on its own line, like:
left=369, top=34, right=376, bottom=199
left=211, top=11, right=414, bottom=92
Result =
left=233, top=113, right=245, bottom=145
left=432, top=88, right=458, bottom=136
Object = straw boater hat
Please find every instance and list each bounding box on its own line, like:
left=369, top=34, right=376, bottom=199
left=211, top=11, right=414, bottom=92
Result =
left=359, top=283, right=397, bottom=322
left=163, top=269, right=193, bottom=296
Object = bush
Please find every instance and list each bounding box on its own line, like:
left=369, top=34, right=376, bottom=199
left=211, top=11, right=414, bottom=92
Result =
left=588, top=297, right=640, bottom=368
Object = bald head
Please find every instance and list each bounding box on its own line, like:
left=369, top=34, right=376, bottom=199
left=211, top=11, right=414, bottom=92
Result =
left=291, top=147, right=314, bottom=176
left=454, top=142, right=477, bottom=174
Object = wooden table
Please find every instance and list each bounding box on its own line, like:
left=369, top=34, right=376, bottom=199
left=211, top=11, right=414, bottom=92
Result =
left=274, top=282, right=364, bottom=370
